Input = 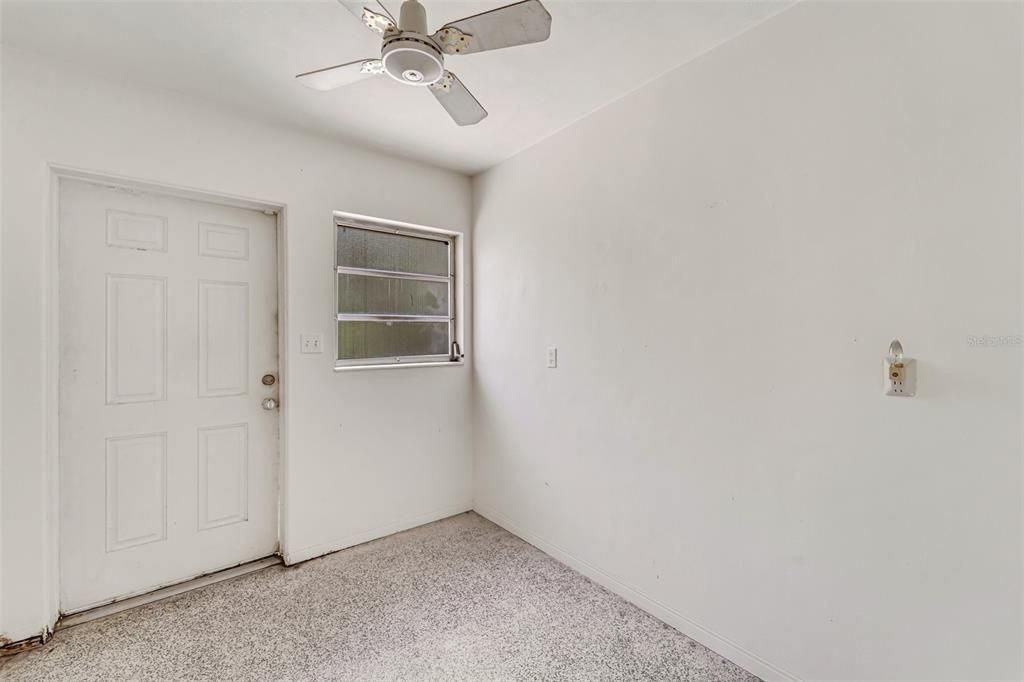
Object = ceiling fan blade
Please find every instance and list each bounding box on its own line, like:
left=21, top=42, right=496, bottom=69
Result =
left=428, top=72, right=488, bottom=126
left=431, top=0, right=551, bottom=56
left=296, top=59, right=383, bottom=91
left=336, top=0, right=396, bottom=35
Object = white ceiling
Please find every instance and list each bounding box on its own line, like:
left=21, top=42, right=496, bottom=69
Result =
left=2, top=0, right=792, bottom=174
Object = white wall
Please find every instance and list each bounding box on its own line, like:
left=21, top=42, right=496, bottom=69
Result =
left=0, top=7, right=5, bottom=646
left=1, top=47, right=473, bottom=641
left=472, top=2, right=1022, bottom=680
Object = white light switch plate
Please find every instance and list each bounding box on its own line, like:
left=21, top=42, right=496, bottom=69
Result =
left=301, top=334, right=324, bottom=354
left=547, top=347, right=558, bottom=368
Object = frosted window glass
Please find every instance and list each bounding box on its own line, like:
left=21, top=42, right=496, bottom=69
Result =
left=337, top=226, right=448, bottom=276
left=337, top=321, right=449, bottom=360
left=337, top=274, right=448, bottom=317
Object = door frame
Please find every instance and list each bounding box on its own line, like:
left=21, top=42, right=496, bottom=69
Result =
left=43, top=164, right=290, bottom=629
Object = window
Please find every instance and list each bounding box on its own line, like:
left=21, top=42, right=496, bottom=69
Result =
left=335, top=219, right=459, bottom=368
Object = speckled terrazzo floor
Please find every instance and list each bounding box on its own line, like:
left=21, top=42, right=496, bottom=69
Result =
left=1, top=512, right=758, bottom=681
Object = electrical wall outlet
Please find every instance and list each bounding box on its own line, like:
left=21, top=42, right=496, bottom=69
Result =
left=301, top=334, right=324, bottom=354
left=546, top=347, right=558, bottom=368
left=884, top=358, right=916, bottom=397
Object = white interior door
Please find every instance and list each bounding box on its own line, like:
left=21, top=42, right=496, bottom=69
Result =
left=59, top=178, right=280, bottom=613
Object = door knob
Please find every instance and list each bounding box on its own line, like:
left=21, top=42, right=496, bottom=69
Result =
left=261, top=397, right=279, bottom=410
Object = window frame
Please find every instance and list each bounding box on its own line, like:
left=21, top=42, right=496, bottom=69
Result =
left=333, top=215, right=460, bottom=370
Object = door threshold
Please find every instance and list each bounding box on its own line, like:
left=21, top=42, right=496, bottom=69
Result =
left=57, top=556, right=282, bottom=630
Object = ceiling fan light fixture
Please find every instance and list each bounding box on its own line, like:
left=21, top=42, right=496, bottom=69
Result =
left=381, top=38, right=444, bottom=86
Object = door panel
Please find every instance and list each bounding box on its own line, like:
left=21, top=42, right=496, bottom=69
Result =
left=198, top=280, right=250, bottom=397
left=59, top=179, right=279, bottom=613
left=105, top=274, right=167, bottom=404
left=197, top=423, right=249, bottom=530
left=105, top=433, right=168, bottom=552
left=198, top=222, right=250, bottom=260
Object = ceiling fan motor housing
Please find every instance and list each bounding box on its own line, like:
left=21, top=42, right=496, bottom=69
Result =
left=379, top=0, right=442, bottom=87
left=381, top=35, right=444, bottom=86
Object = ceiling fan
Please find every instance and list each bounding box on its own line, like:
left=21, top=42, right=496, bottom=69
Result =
left=296, top=0, right=552, bottom=126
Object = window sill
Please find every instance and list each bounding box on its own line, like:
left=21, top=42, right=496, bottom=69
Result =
left=333, top=360, right=465, bottom=372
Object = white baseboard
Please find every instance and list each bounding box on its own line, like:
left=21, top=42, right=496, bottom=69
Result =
left=283, top=502, right=473, bottom=565
left=473, top=505, right=802, bottom=682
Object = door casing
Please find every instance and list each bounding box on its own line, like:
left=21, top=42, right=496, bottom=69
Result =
left=43, top=165, right=291, bottom=631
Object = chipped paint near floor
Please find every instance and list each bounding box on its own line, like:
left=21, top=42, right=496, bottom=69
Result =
left=0, top=513, right=758, bottom=681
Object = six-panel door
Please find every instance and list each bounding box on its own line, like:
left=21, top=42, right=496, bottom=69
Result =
left=59, top=179, right=279, bottom=613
